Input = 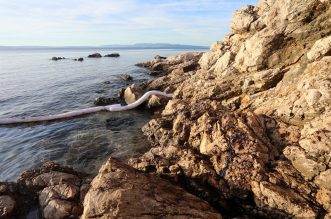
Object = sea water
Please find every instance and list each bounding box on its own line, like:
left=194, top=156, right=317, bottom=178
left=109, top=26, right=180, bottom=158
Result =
left=0, top=48, right=203, bottom=181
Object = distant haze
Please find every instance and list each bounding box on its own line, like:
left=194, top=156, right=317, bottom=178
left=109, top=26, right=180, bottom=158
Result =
left=0, top=43, right=208, bottom=50
left=0, top=0, right=257, bottom=46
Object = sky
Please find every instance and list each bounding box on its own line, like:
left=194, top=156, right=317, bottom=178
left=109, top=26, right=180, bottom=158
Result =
left=0, top=0, right=257, bottom=47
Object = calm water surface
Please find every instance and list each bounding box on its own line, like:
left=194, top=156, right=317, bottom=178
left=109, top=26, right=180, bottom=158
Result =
left=0, top=48, right=202, bottom=181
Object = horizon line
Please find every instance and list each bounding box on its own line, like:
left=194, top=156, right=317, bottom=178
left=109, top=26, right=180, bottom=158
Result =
left=0, top=43, right=210, bottom=48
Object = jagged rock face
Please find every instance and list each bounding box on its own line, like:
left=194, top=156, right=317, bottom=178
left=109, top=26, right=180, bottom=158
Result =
left=129, top=0, right=331, bottom=218
left=82, top=158, right=221, bottom=219
left=0, top=0, right=329, bottom=218
left=17, top=161, right=92, bottom=219
left=122, top=52, right=203, bottom=110
left=129, top=100, right=319, bottom=217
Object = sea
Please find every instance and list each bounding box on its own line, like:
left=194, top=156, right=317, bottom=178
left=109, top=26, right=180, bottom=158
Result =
left=0, top=48, right=205, bottom=181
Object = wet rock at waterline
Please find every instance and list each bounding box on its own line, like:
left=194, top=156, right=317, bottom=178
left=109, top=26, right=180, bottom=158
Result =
left=73, top=57, right=84, bottom=62
left=104, top=53, right=120, bottom=57
left=120, top=74, right=133, bottom=81
left=87, top=53, right=102, bottom=58
left=0, top=162, right=92, bottom=219
left=51, top=57, right=66, bottom=61
left=154, top=55, right=167, bottom=60
left=148, top=70, right=162, bottom=76
left=0, top=160, right=221, bottom=219
left=94, top=96, right=122, bottom=106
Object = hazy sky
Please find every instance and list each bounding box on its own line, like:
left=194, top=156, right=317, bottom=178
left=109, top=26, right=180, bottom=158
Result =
left=0, top=0, right=257, bottom=46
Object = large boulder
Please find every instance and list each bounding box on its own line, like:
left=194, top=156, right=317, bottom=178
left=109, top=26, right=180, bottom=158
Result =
left=231, top=5, right=259, bottom=33
left=82, top=158, right=221, bottom=219
left=18, top=161, right=92, bottom=219
left=123, top=84, right=144, bottom=104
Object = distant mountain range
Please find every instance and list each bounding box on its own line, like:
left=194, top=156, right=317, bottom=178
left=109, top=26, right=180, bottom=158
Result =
left=101, top=43, right=209, bottom=49
left=0, top=43, right=208, bottom=50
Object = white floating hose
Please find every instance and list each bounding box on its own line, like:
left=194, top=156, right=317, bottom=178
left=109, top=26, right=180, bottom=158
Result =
left=0, top=90, right=173, bottom=125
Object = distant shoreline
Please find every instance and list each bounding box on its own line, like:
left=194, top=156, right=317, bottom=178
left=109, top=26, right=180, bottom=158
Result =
left=0, top=44, right=209, bottom=50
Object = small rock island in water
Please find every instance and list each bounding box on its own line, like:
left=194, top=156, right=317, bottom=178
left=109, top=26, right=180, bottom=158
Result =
left=1, top=0, right=331, bottom=218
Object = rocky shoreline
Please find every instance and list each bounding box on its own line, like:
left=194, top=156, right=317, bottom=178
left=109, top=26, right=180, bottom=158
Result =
left=1, top=0, right=331, bottom=218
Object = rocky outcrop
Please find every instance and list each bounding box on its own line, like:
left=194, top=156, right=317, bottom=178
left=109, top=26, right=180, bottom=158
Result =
left=1, top=0, right=330, bottom=218
left=136, top=52, right=203, bottom=77
left=82, top=158, right=221, bottom=218
left=74, top=57, right=84, bottom=62
left=119, top=53, right=202, bottom=110
left=88, top=53, right=102, bottom=58
left=0, top=162, right=92, bottom=219
left=128, top=0, right=331, bottom=218
left=51, top=57, right=65, bottom=61
left=104, top=53, right=120, bottom=57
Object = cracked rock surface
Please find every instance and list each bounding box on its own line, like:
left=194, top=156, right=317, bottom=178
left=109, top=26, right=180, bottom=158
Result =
left=82, top=158, right=221, bottom=219
left=0, top=0, right=330, bottom=218
left=129, top=0, right=331, bottom=218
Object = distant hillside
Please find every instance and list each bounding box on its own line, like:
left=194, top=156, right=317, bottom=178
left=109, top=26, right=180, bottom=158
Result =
left=101, top=43, right=209, bottom=49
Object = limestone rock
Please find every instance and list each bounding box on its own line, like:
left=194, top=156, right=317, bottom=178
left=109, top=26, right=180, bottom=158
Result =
left=231, top=5, right=258, bottom=33
left=123, top=84, right=144, bottom=104
left=2, top=0, right=330, bottom=218
left=251, top=181, right=317, bottom=218
left=130, top=0, right=331, bottom=217
left=82, top=158, right=221, bottom=219
left=307, top=35, right=331, bottom=61
left=17, top=161, right=91, bottom=219
left=317, top=188, right=331, bottom=212
left=315, top=169, right=331, bottom=190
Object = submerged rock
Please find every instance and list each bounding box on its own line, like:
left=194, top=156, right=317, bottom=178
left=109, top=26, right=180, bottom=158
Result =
left=120, top=74, right=133, bottom=81
left=87, top=53, right=102, bottom=58
left=94, top=96, right=121, bottom=106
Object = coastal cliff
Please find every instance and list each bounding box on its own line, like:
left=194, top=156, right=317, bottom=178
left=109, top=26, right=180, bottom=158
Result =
left=127, top=0, right=331, bottom=217
left=1, top=0, right=331, bottom=218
